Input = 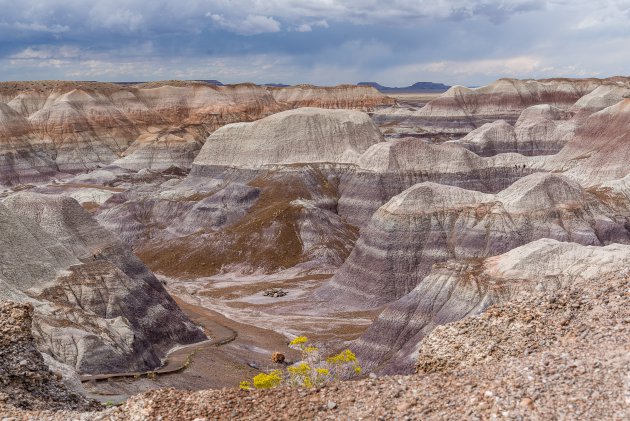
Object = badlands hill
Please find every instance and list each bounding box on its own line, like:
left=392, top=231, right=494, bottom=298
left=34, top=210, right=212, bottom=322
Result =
left=355, top=239, right=630, bottom=373
left=374, top=77, right=630, bottom=137
left=545, top=98, right=630, bottom=184
left=455, top=104, right=572, bottom=156
left=452, top=83, right=630, bottom=159
left=318, top=172, right=630, bottom=308
left=0, top=192, right=205, bottom=374
left=99, top=107, right=385, bottom=278
left=269, top=84, right=394, bottom=109
left=192, top=107, right=384, bottom=171
left=0, top=81, right=392, bottom=185
left=338, top=137, right=534, bottom=225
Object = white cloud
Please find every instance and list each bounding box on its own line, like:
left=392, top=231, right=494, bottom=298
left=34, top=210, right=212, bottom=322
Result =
left=90, top=7, right=144, bottom=32
left=13, top=22, right=70, bottom=33
left=417, top=56, right=544, bottom=76
left=370, top=54, right=607, bottom=87
left=10, top=45, right=81, bottom=61
left=59, top=53, right=294, bottom=81
left=208, top=13, right=281, bottom=35
left=292, top=20, right=329, bottom=32
left=0, top=0, right=551, bottom=37
left=569, top=0, right=630, bottom=30
left=0, top=0, right=628, bottom=85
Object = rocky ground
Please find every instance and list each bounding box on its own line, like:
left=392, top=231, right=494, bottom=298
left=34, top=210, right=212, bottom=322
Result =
left=2, top=269, right=626, bottom=420
left=0, top=302, right=98, bottom=412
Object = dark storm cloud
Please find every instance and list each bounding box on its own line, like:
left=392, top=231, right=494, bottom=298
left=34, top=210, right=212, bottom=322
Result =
left=0, top=1, right=628, bottom=85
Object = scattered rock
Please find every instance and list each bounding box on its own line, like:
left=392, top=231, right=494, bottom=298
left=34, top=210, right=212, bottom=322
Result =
left=271, top=352, right=286, bottom=364
left=263, top=289, right=288, bottom=298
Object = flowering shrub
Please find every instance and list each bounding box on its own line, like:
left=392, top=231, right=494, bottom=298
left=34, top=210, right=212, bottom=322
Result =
left=252, top=370, right=283, bottom=389
left=326, top=348, right=362, bottom=377
left=242, top=336, right=362, bottom=390
left=287, top=362, right=315, bottom=387
left=289, top=336, right=308, bottom=346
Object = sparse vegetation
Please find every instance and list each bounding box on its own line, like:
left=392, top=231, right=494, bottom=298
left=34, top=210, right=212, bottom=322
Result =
left=240, top=336, right=361, bottom=390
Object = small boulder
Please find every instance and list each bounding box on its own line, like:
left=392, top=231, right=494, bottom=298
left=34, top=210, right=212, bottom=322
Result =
left=272, top=352, right=286, bottom=364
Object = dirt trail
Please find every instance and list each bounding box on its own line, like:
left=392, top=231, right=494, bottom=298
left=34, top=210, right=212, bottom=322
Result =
left=82, top=293, right=299, bottom=400
left=80, top=296, right=237, bottom=382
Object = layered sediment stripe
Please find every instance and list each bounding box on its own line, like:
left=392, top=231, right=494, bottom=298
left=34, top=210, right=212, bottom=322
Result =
left=353, top=239, right=630, bottom=374
left=373, top=77, right=629, bottom=136
left=0, top=192, right=206, bottom=374
left=0, top=82, right=392, bottom=186
left=317, top=172, right=630, bottom=309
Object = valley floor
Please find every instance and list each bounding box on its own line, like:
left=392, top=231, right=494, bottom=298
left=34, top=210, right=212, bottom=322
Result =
left=84, top=273, right=376, bottom=402
left=4, top=272, right=627, bottom=420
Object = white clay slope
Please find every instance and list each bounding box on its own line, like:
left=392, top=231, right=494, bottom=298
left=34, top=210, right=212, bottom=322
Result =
left=192, top=107, right=385, bottom=170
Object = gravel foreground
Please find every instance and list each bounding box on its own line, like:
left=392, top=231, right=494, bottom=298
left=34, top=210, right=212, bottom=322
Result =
left=1, top=274, right=628, bottom=420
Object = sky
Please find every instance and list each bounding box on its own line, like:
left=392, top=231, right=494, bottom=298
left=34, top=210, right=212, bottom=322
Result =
left=0, top=0, right=628, bottom=86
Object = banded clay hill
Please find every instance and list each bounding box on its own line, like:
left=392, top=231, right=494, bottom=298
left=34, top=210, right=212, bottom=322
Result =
left=0, top=81, right=392, bottom=185
left=1, top=77, right=629, bottom=419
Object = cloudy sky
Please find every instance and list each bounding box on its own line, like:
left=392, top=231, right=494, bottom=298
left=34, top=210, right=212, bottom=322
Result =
left=0, top=0, right=628, bottom=86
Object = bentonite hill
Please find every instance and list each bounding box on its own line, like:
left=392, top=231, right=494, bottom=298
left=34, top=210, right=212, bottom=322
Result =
left=0, top=77, right=629, bottom=420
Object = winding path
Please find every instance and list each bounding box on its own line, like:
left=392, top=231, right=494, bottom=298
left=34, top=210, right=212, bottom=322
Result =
left=80, top=296, right=237, bottom=383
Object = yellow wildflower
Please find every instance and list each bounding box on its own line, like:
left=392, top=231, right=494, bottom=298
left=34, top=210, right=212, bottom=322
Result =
left=252, top=370, right=283, bottom=389
left=287, top=362, right=311, bottom=376
left=326, top=349, right=357, bottom=364
left=316, top=368, right=330, bottom=376
left=290, top=336, right=308, bottom=346
left=303, top=376, right=313, bottom=388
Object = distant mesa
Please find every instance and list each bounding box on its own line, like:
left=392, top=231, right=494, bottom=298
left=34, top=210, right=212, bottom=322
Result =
left=196, top=79, right=224, bottom=86
left=358, top=81, right=451, bottom=93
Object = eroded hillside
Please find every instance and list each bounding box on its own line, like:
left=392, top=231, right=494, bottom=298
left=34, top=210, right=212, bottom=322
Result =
left=1, top=77, right=629, bottom=419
